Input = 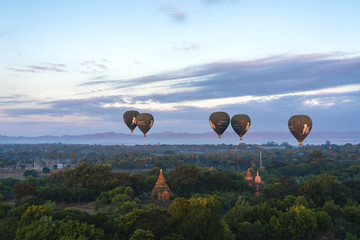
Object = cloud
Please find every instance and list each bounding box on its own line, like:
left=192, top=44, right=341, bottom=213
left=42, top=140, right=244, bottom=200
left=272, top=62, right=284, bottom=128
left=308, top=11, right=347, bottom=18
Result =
left=28, top=65, right=66, bottom=72
left=0, top=95, right=33, bottom=107
left=303, top=98, right=334, bottom=108
left=133, top=60, right=144, bottom=65
left=171, top=11, right=187, bottom=22
left=159, top=4, right=188, bottom=22
left=101, top=84, right=360, bottom=111
left=89, top=75, right=109, bottom=81
left=7, top=68, right=36, bottom=73
left=3, top=52, right=360, bottom=134
left=172, top=42, right=200, bottom=51
left=79, top=52, right=360, bottom=102
left=7, top=63, right=67, bottom=73
left=78, top=60, right=109, bottom=74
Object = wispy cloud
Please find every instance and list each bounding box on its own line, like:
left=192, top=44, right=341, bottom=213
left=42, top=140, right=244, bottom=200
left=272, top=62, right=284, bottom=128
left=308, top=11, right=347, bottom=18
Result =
left=80, top=52, right=360, bottom=101
left=101, top=84, right=360, bottom=111
left=7, top=63, right=67, bottom=73
left=172, top=42, right=200, bottom=51
left=171, top=11, right=187, bottom=22
left=78, top=60, right=109, bottom=74
left=159, top=4, right=188, bottom=22
left=7, top=68, right=37, bottom=73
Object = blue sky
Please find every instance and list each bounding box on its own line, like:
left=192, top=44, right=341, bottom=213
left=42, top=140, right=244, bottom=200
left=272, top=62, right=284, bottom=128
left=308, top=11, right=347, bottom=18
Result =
left=1, top=0, right=360, bottom=137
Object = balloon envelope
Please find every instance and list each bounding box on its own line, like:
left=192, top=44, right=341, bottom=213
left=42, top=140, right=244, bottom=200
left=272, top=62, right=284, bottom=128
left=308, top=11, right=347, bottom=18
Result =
left=123, top=110, right=140, bottom=133
left=288, top=115, right=312, bottom=146
left=136, top=113, right=154, bottom=137
left=231, top=114, right=251, bottom=140
left=209, top=112, right=230, bottom=139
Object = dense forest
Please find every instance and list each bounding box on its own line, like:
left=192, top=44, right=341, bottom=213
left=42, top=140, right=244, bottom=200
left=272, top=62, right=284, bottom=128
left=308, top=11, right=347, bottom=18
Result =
left=0, top=142, right=359, bottom=239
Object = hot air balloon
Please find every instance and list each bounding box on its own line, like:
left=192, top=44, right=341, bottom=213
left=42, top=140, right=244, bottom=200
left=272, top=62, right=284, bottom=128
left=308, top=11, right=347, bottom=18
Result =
left=288, top=115, right=312, bottom=146
left=136, top=113, right=154, bottom=137
left=123, top=110, right=140, bottom=133
left=231, top=114, right=251, bottom=140
left=209, top=112, right=230, bottom=139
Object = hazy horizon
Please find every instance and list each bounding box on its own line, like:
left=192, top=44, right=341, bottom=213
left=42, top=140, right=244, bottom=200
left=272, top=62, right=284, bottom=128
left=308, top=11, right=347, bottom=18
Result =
left=1, top=130, right=359, bottom=146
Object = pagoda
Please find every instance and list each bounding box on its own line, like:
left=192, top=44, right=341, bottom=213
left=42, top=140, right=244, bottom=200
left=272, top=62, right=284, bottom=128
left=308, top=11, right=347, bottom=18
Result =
left=244, top=169, right=264, bottom=195
left=253, top=171, right=264, bottom=195
left=245, top=168, right=253, bottom=185
left=151, top=169, right=171, bottom=200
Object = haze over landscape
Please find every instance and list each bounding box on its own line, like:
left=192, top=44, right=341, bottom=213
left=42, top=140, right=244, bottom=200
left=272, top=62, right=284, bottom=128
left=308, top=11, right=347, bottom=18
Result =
left=1, top=0, right=360, bottom=144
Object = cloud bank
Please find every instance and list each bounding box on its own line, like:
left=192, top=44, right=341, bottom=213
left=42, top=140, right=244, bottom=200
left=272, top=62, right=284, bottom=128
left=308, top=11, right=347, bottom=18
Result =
left=2, top=52, right=360, bottom=134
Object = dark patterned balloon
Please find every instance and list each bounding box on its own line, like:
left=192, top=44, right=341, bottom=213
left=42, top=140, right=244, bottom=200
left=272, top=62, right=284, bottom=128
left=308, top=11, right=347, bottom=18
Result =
left=209, top=112, right=230, bottom=139
left=231, top=114, right=251, bottom=140
left=288, top=115, right=312, bottom=146
left=136, top=113, right=154, bottom=137
left=123, top=110, right=139, bottom=133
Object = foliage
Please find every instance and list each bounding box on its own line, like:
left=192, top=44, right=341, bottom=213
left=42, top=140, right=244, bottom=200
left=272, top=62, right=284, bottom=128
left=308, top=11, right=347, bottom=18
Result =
left=167, top=165, right=202, bottom=197
left=13, top=182, right=35, bottom=199
left=169, top=197, right=234, bottom=240
left=298, top=175, right=347, bottom=207
left=1, top=143, right=360, bottom=239
left=23, top=169, right=39, bottom=178
left=56, top=220, right=105, bottom=240
left=115, top=205, right=172, bottom=239
left=129, top=229, right=155, bottom=240
left=21, top=204, right=52, bottom=224
left=286, top=205, right=317, bottom=240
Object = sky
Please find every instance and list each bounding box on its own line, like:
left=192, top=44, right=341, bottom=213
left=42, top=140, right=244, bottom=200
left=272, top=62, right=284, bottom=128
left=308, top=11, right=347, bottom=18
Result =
left=1, top=0, right=360, bottom=137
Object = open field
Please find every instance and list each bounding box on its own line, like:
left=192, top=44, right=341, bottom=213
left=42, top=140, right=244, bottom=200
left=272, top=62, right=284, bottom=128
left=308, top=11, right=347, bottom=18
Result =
left=0, top=170, right=26, bottom=180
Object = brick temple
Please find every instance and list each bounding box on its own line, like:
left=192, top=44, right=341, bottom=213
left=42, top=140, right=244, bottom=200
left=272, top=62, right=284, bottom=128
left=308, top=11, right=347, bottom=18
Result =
left=151, top=169, right=171, bottom=200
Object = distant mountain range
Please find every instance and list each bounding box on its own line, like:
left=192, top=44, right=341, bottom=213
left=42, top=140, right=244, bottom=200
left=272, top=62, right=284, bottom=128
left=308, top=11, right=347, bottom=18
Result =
left=0, top=131, right=359, bottom=145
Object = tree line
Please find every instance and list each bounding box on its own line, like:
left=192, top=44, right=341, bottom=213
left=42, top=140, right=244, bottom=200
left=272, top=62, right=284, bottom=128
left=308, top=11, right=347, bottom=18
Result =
left=0, top=143, right=359, bottom=239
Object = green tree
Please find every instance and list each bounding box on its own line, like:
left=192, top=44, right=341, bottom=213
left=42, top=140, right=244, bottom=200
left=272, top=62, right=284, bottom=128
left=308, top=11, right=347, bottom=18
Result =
left=322, top=200, right=343, bottom=220
left=167, top=165, right=202, bottom=197
left=130, top=229, right=155, bottom=240
left=298, top=175, right=346, bottom=207
left=0, top=202, right=11, bottom=218
left=115, top=205, right=172, bottom=239
left=15, top=216, right=56, bottom=240
left=42, top=167, right=50, bottom=174
left=56, top=220, right=104, bottom=240
left=266, top=215, right=287, bottom=239
left=315, top=210, right=333, bottom=232
left=307, top=150, right=326, bottom=162
left=23, top=169, right=39, bottom=178
left=286, top=205, right=317, bottom=240
left=13, top=182, right=35, bottom=199
left=21, top=204, right=52, bottom=224
left=110, top=193, right=140, bottom=214
left=169, top=197, right=233, bottom=240
left=263, top=182, right=289, bottom=200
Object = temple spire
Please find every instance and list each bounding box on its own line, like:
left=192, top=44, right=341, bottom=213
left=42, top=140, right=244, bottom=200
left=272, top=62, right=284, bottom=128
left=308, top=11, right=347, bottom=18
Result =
left=151, top=169, right=171, bottom=200
left=157, top=169, right=166, bottom=183
left=255, top=170, right=262, bottom=183
left=245, top=168, right=253, bottom=181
